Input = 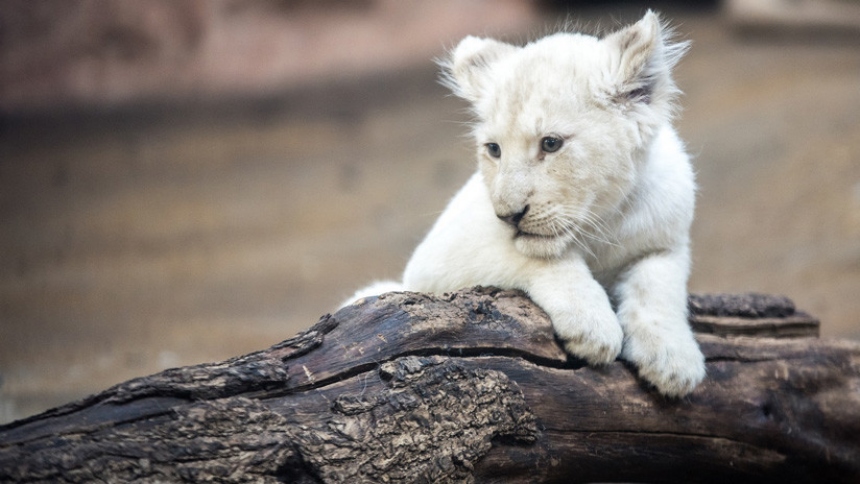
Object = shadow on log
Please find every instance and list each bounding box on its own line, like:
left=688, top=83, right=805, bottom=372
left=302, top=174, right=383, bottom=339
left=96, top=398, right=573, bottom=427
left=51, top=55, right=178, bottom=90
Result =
left=1, top=287, right=858, bottom=483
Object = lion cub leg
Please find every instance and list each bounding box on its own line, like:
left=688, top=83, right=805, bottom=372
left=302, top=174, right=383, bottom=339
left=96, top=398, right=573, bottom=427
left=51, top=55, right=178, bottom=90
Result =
left=526, top=257, right=624, bottom=366
left=613, top=248, right=705, bottom=398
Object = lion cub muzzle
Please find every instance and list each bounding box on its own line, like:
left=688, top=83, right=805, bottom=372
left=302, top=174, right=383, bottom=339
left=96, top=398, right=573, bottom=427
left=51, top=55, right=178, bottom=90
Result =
left=496, top=204, right=529, bottom=228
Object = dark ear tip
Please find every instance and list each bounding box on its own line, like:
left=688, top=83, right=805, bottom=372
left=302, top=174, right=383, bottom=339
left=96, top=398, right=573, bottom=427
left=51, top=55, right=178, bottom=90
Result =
left=626, top=86, right=652, bottom=104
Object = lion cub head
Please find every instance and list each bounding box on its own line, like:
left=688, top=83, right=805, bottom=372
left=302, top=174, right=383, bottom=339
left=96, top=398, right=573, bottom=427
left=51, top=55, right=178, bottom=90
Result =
left=444, top=11, right=688, bottom=259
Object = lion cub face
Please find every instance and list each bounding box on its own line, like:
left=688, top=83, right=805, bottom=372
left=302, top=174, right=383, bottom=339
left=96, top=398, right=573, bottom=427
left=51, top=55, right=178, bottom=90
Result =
left=445, top=12, right=686, bottom=259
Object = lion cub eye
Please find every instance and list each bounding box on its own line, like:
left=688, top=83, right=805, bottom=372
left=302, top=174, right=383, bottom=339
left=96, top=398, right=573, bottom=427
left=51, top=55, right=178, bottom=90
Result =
left=540, top=136, right=563, bottom=153
left=485, top=142, right=502, bottom=159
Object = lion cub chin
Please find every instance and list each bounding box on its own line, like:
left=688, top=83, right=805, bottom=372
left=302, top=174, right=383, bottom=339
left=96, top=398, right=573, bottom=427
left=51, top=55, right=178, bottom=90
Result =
left=347, top=11, right=705, bottom=398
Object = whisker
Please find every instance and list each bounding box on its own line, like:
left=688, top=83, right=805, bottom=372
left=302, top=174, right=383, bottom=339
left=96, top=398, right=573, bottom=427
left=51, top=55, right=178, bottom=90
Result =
left=557, top=207, right=621, bottom=252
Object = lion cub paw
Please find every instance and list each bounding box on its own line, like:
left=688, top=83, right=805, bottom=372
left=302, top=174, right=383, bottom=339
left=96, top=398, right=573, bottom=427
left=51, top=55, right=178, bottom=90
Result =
left=623, top=330, right=705, bottom=398
left=554, top=305, right=624, bottom=366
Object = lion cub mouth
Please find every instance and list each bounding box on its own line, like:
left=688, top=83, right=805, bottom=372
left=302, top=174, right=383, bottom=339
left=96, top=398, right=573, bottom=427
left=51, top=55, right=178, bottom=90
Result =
left=512, top=227, right=573, bottom=259
left=515, top=230, right=556, bottom=240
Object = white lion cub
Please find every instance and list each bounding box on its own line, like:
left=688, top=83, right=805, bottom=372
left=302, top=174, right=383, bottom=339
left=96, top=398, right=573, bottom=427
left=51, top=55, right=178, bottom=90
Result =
left=347, top=11, right=705, bottom=397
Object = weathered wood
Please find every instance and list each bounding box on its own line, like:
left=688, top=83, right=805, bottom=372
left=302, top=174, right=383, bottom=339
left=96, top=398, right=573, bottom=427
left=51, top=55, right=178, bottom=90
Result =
left=0, top=287, right=857, bottom=483
left=688, top=292, right=820, bottom=338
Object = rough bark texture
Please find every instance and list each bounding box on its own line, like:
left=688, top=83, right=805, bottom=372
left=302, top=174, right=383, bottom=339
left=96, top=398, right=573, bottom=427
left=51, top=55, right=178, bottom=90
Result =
left=1, top=288, right=857, bottom=483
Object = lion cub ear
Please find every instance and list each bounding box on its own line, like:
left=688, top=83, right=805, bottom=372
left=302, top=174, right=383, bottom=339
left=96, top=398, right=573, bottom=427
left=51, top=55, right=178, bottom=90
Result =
left=605, top=10, right=688, bottom=109
left=442, top=36, right=516, bottom=102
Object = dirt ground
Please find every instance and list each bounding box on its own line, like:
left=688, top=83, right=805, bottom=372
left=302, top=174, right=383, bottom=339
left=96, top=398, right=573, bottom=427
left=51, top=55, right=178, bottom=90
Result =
left=1, top=8, right=859, bottom=424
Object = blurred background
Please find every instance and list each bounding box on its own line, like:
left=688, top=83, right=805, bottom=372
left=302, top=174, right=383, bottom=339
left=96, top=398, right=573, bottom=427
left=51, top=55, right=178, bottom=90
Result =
left=1, top=0, right=859, bottom=424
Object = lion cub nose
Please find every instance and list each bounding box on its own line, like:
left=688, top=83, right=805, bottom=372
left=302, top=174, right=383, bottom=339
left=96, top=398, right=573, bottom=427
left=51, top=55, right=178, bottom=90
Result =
left=497, top=205, right=529, bottom=228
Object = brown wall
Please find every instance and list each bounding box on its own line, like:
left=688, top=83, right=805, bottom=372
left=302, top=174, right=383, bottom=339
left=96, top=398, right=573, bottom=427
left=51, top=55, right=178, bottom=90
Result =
left=0, top=0, right=535, bottom=113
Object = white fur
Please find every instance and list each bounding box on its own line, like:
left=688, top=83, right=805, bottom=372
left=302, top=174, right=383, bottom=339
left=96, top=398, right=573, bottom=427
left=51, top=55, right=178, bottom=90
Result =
left=345, top=12, right=705, bottom=397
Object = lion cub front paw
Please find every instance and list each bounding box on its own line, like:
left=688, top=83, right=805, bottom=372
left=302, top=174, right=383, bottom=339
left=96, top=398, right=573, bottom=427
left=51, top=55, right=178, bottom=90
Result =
left=553, top=305, right=624, bottom=366
left=623, top=330, right=705, bottom=398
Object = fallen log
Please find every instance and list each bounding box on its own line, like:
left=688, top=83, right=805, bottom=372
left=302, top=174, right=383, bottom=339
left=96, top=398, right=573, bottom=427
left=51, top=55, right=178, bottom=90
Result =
left=0, top=287, right=857, bottom=483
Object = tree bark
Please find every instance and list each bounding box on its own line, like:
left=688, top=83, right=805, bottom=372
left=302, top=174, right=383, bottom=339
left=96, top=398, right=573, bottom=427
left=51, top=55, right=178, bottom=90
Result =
left=1, top=287, right=857, bottom=483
